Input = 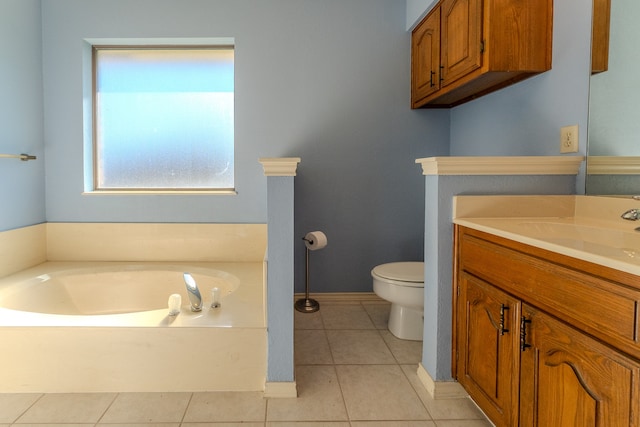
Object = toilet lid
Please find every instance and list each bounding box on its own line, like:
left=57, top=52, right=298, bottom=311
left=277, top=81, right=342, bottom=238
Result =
left=372, top=262, right=424, bottom=283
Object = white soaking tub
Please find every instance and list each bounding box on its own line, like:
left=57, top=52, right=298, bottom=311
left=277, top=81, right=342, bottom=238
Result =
left=0, top=261, right=266, bottom=393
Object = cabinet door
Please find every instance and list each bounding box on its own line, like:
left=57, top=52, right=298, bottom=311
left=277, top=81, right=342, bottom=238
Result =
left=520, top=304, right=640, bottom=427
left=440, top=0, right=483, bottom=87
left=456, top=272, right=520, bottom=427
left=411, top=5, right=440, bottom=106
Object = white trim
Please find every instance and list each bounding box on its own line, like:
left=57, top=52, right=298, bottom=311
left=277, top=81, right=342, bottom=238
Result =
left=586, top=156, right=640, bottom=175
left=294, top=292, right=384, bottom=303
left=264, top=381, right=297, bottom=398
left=417, top=363, right=468, bottom=400
left=259, top=157, right=302, bottom=176
left=415, top=156, right=584, bottom=176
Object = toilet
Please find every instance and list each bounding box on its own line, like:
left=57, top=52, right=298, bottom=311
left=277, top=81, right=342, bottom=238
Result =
left=371, top=261, right=424, bottom=341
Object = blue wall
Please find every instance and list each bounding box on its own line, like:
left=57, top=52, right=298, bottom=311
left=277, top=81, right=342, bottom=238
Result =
left=3, top=0, right=593, bottom=294
left=0, top=0, right=45, bottom=232
left=449, top=0, right=591, bottom=182
left=39, top=0, right=449, bottom=293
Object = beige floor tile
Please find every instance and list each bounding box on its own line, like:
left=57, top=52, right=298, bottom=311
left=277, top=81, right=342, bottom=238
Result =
left=327, top=329, right=396, bottom=364
left=12, top=424, right=95, bottom=427
left=380, top=330, right=423, bottom=364
left=295, top=309, right=324, bottom=329
left=95, top=424, right=179, bottom=427
left=435, top=421, right=494, bottom=427
left=321, top=304, right=376, bottom=330
left=183, top=391, right=266, bottom=422
left=336, top=364, right=430, bottom=421
left=267, top=423, right=349, bottom=427
left=183, top=422, right=263, bottom=427
left=351, top=422, right=436, bottom=427
left=0, top=393, right=41, bottom=423
left=99, top=392, right=190, bottom=423
left=16, top=393, right=116, bottom=424
left=267, top=365, right=347, bottom=422
left=362, top=302, right=391, bottom=330
left=295, top=329, right=334, bottom=365
left=400, top=365, right=486, bottom=421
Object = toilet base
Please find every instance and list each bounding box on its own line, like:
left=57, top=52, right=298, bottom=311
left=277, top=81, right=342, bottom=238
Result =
left=388, top=304, right=423, bottom=341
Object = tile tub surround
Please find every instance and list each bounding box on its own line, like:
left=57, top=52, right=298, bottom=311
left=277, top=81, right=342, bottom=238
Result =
left=0, top=301, right=492, bottom=426
left=0, top=222, right=267, bottom=278
left=453, top=195, right=640, bottom=276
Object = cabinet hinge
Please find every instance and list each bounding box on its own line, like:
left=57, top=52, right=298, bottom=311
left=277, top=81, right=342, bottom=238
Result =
left=480, top=40, right=485, bottom=54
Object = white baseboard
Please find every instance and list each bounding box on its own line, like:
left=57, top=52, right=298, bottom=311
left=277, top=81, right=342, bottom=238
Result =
left=264, top=381, right=297, bottom=398
left=293, top=292, right=384, bottom=303
left=417, top=363, right=467, bottom=400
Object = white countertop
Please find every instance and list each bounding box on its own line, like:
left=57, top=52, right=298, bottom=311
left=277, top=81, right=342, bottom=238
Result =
left=453, top=195, right=640, bottom=277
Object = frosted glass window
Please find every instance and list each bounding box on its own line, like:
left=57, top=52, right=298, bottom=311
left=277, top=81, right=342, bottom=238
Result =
left=94, top=47, right=234, bottom=190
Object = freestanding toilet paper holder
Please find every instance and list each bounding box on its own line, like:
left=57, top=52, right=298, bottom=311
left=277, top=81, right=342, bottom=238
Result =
left=295, top=234, right=322, bottom=313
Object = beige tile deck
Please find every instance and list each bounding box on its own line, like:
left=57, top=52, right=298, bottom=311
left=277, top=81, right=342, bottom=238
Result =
left=1, top=301, right=491, bottom=426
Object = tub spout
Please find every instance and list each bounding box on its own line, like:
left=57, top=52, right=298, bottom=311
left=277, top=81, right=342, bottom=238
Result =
left=183, top=273, right=202, bottom=312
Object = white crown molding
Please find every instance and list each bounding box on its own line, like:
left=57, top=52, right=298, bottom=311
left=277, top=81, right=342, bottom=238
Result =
left=415, top=156, right=584, bottom=176
left=586, top=156, right=640, bottom=175
left=259, top=157, right=302, bottom=176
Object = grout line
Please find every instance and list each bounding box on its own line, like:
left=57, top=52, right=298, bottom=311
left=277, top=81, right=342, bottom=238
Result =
left=180, top=391, right=194, bottom=425
left=94, top=392, right=119, bottom=426
left=10, top=392, right=44, bottom=424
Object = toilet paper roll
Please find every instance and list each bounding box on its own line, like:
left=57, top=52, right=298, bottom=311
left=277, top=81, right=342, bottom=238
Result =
left=304, top=231, right=328, bottom=250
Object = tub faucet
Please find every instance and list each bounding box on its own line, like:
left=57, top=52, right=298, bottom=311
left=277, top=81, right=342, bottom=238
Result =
left=183, top=273, right=203, bottom=312
left=621, top=209, right=640, bottom=221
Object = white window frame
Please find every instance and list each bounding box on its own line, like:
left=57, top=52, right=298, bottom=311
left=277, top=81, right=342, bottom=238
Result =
left=88, top=42, right=235, bottom=194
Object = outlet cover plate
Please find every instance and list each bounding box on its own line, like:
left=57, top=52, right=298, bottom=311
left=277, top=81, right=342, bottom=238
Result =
left=560, top=125, right=579, bottom=153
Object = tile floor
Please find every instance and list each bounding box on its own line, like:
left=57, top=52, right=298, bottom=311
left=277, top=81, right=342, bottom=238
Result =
left=0, top=300, right=492, bottom=426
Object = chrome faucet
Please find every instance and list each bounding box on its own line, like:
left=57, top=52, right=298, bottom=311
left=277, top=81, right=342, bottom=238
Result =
left=621, top=208, right=640, bottom=221
left=183, top=273, right=202, bottom=312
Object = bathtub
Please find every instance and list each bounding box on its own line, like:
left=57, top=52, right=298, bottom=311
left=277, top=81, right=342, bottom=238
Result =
left=0, top=261, right=266, bottom=393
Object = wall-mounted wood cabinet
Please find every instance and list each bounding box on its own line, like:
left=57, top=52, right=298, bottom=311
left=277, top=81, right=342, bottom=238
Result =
left=454, top=226, right=640, bottom=426
left=591, top=0, right=611, bottom=74
left=411, top=0, right=553, bottom=108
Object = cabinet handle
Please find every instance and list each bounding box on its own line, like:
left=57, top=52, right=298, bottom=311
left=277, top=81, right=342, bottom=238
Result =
left=499, top=304, right=509, bottom=335
left=439, top=65, right=444, bottom=82
left=430, top=71, right=436, bottom=87
left=520, top=316, right=532, bottom=351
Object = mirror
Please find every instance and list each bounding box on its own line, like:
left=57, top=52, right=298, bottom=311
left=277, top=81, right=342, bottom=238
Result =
left=587, top=0, right=640, bottom=195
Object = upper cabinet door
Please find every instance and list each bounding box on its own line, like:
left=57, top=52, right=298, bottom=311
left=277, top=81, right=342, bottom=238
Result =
left=411, top=5, right=441, bottom=107
left=440, top=0, right=483, bottom=87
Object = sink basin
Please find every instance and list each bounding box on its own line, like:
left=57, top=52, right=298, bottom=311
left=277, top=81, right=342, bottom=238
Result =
left=514, top=221, right=640, bottom=262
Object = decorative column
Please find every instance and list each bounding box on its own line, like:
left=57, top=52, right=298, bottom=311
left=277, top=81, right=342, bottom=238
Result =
left=259, top=157, right=301, bottom=398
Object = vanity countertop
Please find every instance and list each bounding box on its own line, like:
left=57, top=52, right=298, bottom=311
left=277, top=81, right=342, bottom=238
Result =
left=453, top=195, right=640, bottom=276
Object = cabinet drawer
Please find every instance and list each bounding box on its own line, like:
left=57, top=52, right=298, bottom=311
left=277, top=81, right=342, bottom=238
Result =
left=459, top=232, right=640, bottom=354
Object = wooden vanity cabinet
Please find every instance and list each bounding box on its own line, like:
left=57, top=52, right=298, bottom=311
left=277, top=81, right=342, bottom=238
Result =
left=411, top=0, right=553, bottom=108
left=453, top=225, right=640, bottom=427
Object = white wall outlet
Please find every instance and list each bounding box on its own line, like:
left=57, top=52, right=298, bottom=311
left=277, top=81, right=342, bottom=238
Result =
left=560, top=125, right=579, bottom=153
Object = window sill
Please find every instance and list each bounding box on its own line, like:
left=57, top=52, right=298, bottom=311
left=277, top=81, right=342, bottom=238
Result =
left=82, top=190, right=238, bottom=196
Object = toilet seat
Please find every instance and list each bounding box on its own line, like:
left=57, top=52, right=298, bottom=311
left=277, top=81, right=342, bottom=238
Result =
left=371, top=262, right=424, bottom=288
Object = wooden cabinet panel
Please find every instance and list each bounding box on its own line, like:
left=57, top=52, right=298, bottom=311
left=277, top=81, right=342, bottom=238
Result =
left=411, top=6, right=441, bottom=104
left=440, top=0, right=482, bottom=86
left=454, top=225, right=640, bottom=427
left=457, top=272, right=520, bottom=427
left=411, top=0, right=552, bottom=108
left=520, top=304, right=640, bottom=427
left=458, top=230, right=640, bottom=358
left=592, top=0, right=611, bottom=74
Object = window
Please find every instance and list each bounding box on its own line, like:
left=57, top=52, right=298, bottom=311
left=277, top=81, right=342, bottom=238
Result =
left=93, top=46, right=234, bottom=191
